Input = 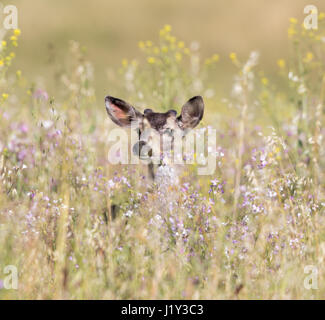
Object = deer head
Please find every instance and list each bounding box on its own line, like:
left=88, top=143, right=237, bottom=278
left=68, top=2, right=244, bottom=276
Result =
left=105, top=95, right=204, bottom=180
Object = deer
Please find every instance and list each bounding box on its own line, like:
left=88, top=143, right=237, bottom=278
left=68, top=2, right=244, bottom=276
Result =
left=105, top=95, right=204, bottom=219
left=105, top=95, right=204, bottom=181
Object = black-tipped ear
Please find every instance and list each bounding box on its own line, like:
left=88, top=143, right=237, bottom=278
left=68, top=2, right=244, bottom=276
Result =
left=177, top=96, right=204, bottom=130
left=105, top=95, right=143, bottom=127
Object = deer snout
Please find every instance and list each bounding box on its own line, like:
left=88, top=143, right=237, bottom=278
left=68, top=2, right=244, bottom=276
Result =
left=133, top=141, right=153, bottom=160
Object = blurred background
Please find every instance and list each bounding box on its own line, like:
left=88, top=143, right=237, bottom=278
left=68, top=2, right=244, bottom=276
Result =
left=5, top=0, right=325, bottom=99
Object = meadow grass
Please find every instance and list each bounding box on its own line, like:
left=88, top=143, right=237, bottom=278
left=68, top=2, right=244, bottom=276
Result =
left=0, top=19, right=325, bottom=299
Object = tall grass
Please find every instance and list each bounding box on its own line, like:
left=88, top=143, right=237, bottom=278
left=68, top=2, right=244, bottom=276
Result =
left=0, top=19, right=325, bottom=299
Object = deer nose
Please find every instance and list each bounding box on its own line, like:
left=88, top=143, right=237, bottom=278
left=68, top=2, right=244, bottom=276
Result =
left=133, top=141, right=153, bottom=160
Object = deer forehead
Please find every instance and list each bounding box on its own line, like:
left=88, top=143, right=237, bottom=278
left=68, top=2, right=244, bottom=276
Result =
left=143, top=111, right=178, bottom=131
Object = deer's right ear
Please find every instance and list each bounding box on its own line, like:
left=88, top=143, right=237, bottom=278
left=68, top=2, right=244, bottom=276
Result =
left=105, top=95, right=143, bottom=127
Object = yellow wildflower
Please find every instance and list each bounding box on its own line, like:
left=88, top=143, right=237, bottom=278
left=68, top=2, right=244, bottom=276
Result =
left=14, top=29, right=21, bottom=36
left=121, top=58, right=128, bottom=67
left=212, top=54, right=219, bottom=62
left=274, top=146, right=281, bottom=154
left=138, top=41, right=145, bottom=49
left=289, top=17, right=298, bottom=24
left=162, top=46, right=168, bottom=53
left=261, top=77, right=269, bottom=86
left=175, top=52, right=182, bottom=62
left=147, top=57, right=156, bottom=64
left=164, top=24, right=172, bottom=32
left=288, top=27, right=296, bottom=37
left=0, top=60, right=3, bottom=66
left=5, top=56, right=11, bottom=66
left=277, top=59, right=286, bottom=69
left=303, top=52, right=314, bottom=63
left=229, top=52, right=238, bottom=63
left=178, top=41, right=185, bottom=49
left=10, top=35, right=17, bottom=41
left=2, top=93, right=8, bottom=100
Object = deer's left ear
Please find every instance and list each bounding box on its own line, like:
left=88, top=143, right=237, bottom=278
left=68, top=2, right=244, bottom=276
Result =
left=177, top=96, right=204, bottom=130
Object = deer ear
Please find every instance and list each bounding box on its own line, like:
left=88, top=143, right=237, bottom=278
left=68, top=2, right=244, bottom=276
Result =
left=178, top=96, right=204, bottom=130
left=105, top=95, right=142, bottom=127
